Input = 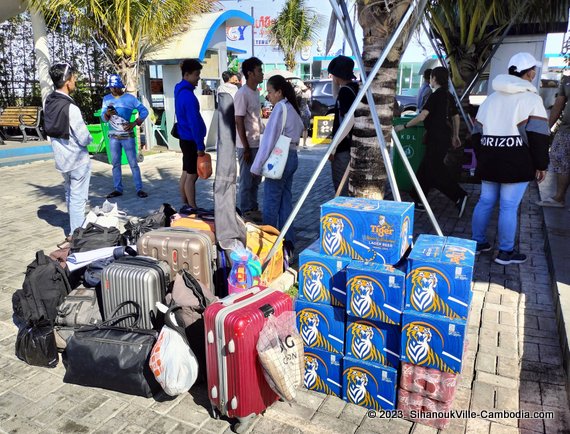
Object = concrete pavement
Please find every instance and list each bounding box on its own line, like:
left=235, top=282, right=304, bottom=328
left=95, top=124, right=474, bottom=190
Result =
left=0, top=144, right=569, bottom=433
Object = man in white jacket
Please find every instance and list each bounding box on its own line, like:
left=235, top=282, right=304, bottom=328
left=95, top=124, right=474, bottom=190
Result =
left=471, top=52, right=549, bottom=265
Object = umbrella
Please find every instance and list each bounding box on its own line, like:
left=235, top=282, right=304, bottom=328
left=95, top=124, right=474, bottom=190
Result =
left=263, top=69, right=301, bottom=80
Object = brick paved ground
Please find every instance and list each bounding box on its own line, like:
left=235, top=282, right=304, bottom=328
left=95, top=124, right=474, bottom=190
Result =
left=0, top=145, right=568, bottom=433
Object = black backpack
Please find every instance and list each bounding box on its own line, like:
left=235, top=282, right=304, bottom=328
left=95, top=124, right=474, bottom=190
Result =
left=13, top=251, right=72, bottom=325
left=123, top=203, right=177, bottom=244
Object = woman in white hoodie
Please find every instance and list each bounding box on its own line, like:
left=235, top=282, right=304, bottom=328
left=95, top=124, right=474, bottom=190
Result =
left=471, top=52, right=550, bottom=265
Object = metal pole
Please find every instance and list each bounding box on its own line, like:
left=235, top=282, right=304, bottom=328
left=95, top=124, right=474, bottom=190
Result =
left=391, top=129, right=443, bottom=235
left=421, top=20, right=474, bottom=133
left=262, top=0, right=419, bottom=268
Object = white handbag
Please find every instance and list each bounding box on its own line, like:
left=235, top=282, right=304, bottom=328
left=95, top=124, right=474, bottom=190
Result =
left=261, top=101, right=291, bottom=179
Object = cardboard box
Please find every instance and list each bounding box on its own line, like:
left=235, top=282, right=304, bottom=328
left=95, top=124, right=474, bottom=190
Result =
left=296, top=300, right=345, bottom=354
left=303, top=347, right=342, bottom=397
left=298, top=240, right=350, bottom=307
left=346, top=261, right=405, bottom=325
left=345, top=317, right=400, bottom=368
left=405, top=235, right=476, bottom=320
left=401, top=311, right=467, bottom=374
left=320, top=197, right=414, bottom=265
left=342, top=357, right=398, bottom=410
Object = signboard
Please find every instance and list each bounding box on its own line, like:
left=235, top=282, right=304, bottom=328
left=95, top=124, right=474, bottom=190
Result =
left=312, top=115, right=334, bottom=144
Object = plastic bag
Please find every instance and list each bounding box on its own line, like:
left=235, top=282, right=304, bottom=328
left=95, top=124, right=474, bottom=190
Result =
left=256, top=311, right=304, bottom=401
left=149, top=303, right=199, bottom=396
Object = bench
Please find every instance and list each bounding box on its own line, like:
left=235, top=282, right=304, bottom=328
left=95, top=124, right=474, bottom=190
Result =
left=0, top=106, right=44, bottom=143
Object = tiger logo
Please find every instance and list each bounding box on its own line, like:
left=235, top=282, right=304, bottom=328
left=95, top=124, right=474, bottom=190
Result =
left=302, top=265, right=327, bottom=303
left=303, top=355, right=334, bottom=395
left=410, top=269, right=460, bottom=319
left=346, top=370, right=377, bottom=409
left=349, top=278, right=396, bottom=324
left=405, top=324, right=453, bottom=373
left=322, top=214, right=377, bottom=261
left=350, top=323, right=388, bottom=365
left=298, top=311, right=336, bottom=352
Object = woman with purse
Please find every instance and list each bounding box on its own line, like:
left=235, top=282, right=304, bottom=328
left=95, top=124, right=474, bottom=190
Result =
left=395, top=66, right=468, bottom=218
left=251, top=75, right=304, bottom=256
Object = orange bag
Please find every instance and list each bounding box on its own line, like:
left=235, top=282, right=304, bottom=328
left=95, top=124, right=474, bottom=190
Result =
left=246, top=223, right=284, bottom=285
left=171, top=214, right=215, bottom=233
left=197, top=153, right=212, bottom=179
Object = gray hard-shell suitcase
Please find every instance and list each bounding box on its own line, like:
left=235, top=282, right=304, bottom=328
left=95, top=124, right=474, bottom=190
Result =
left=101, top=256, right=170, bottom=330
left=137, top=227, right=217, bottom=292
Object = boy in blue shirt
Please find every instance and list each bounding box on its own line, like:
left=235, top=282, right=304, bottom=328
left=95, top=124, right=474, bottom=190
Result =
left=101, top=74, right=149, bottom=198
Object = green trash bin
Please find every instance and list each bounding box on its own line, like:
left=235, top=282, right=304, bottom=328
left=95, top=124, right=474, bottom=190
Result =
left=94, top=109, right=139, bottom=165
left=86, top=124, right=106, bottom=154
left=392, top=115, right=425, bottom=192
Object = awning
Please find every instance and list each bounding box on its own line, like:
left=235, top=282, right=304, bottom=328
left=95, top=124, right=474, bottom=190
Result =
left=144, top=10, right=254, bottom=64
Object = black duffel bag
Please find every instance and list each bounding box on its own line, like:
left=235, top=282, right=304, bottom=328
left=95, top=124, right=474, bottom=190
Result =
left=15, top=319, right=59, bottom=368
left=70, top=223, right=125, bottom=253
left=62, top=301, right=161, bottom=397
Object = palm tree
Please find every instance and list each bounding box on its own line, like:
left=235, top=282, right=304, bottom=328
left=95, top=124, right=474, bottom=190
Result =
left=29, top=0, right=214, bottom=92
left=268, top=0, right=322, bottom=72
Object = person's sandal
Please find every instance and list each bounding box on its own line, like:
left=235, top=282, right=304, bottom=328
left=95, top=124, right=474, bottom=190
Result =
left=106, top=190, right=123, bottom=198
left=137, top=190, right=148, bottom=198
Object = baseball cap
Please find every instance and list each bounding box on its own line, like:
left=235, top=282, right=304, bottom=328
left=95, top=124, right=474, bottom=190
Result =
left=508, top=52, right=542, bottom=73
left=106, top=74, right=125, bottom=89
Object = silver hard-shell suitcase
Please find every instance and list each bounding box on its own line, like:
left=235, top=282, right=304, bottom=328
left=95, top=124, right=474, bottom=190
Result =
left=101, top=256, right=170, bottom=329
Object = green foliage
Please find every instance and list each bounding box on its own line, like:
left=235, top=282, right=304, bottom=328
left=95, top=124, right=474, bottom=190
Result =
left=285, top=282, right=299, bottom=300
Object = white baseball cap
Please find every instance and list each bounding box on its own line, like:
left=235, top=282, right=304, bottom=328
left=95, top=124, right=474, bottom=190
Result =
left=508, top=52, right=542, bottom=73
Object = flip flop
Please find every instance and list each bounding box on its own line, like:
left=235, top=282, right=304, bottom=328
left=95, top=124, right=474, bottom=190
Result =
left=536, top=198, right=565, bottom=208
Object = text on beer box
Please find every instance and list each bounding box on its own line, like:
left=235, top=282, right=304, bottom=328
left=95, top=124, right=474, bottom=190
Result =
left=346, top=261, right=405, bottom=325
left=345, top=317, right=401, bottom=368
left=342, top=356, right=398, bottom=410
left=320, top=197, right=414, bottom=265
left=298, top=240, right=350, bottom=307
left=405, top=235, right=476, bottom=320
left=401, top=311, right=467, bottom=374
left=303, top=347, right=342, bottom=397
left=296, top=300, right=345, bottom=354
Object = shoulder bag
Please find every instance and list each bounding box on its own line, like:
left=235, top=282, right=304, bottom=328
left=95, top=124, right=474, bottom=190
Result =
left=261, top=101, right=291, bottom=180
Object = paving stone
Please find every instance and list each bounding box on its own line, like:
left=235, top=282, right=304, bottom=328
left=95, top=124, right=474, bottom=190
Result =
left=543, top=403, right=570, bottom=434
left=538, top=344, right=563, bottom=365
left=199, top=417, right=233, bottom=434
left=410, top=423, right=439, bottom=434
left=310, top=412, right=358, bottom=434
left=145, top=417, right=181, bottom=434
left=470, top=381, right=496, bottom=413
left=50, top=417, right=92, bottom=433
left=519, top=364, right=567, bottom=385
left=496, top=357, right=520, bottom=379
left=251, top=414, right=303, bottom=434
left=475, top=352, right=497, bottom=374
left=519, top=401, right=546, bottom=432
left=489, top=422, right=521, bottom=433
left=339, top=402, right=368, bottom=425
left=294, top=389, right=327, bottom=411
left=540, top=383, right=569, bottom=409
left=270, top=399, right=316, bottom=420
left=356, top=414, right=397, bottom=433
left=465, top=417, right=491, bottom=433
left=317, top=395, right=346, bottom=417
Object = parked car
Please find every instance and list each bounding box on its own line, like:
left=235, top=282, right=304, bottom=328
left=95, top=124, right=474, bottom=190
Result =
left=306, top=79, right=336, bottom=118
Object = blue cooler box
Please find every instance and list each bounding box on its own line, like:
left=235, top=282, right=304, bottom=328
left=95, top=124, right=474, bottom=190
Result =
left=401, top=310, right=467, bottom=374
left=346, top=261, right=405, bottom=325
left=296, top=300, right=345, bottom=354
left=320, top=197, right=414, bottom=265
left=405, top=235, right=476, bottom=320
left=303, top=347, right=342, bottom=397
left=298, top=240, right=351, bottom=307
left=342, top=357, right=398, bottom=410
left=345, top=317, right=400, bottom=368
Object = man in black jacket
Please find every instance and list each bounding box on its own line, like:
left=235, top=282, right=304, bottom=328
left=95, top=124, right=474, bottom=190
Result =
left=44, top=63, right=92, bottom=238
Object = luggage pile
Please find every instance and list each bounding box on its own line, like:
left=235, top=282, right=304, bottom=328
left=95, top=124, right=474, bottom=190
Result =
left=295, top=197, right=476, bottom=429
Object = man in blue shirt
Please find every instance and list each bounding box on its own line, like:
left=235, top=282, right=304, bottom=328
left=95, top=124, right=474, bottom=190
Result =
left=416, top=68, right=432, bottom=112
left=101, top=74, right=149, bottom=198
left=174, top=59, right=207, bottom=208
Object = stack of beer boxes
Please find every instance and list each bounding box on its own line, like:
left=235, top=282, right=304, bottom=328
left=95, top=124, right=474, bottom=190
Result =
left=398, top=234, right=476, bottom=429
left=296, top=197, right=414, bottom=409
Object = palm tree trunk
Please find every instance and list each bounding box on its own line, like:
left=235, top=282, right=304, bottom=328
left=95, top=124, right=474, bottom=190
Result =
left=350, top=0, right=413, bottom=199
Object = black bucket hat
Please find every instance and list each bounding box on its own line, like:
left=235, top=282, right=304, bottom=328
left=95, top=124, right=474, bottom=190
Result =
left=328, top=55, right=356, bottom=80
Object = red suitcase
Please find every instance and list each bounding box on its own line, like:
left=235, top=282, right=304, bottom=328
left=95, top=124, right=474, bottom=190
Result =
left=205, top=286, right=292, bottom=427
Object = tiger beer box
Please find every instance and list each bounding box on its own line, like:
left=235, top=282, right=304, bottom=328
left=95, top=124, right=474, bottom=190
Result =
left=345, top=317, right=400, bottom=368
left=296, top=300, right=345, bottom=354
left=346, top=261, right=405, bottom=325
left=320, top=197, right=414, bottom=265
left=298, top=240, right=351, bottom=307
left=342, top=357, right=398, bottom=410
left=405, top=235, right=476, bottom=320
left=401, top=311, right=467, bottom=374
left=303, top=347, right=342, bottom=397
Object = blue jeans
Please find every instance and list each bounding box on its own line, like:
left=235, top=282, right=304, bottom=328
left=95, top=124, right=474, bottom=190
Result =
left=237, top=147, right=260, bottom=212
left=109, top=136, right=143, bottom=192
left=263, top=150, right=298, bottom=245
left=62, top=161, right=91, bottom=234
left=471, top=181, right=528, bottom=251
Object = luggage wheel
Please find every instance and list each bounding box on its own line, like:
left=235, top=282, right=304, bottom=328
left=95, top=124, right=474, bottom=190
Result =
left=137, top=153, right=144, bottom=163
left=233, top=415, right=255, bottom=433
left=210, top=405, right=220, bottom=420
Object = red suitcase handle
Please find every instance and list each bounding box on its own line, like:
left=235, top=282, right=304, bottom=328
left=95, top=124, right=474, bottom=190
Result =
left=221, top=286, right=266, bottom=306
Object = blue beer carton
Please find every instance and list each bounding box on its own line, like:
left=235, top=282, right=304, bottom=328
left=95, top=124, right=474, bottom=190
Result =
left=405, top=235, right=476, bottom=320
left=346, top=261, right=405, bottom=325
left=342, top=357, right=398, bottom=410
left=345, top=317, right=400, bottom=368
left=401, top=311, right=467, bottom=374
left=320, top=197, right=414, bottom=265
left=298, top=240, right=350, bottom=307
left=296, top=300, right=345, bottom=354
left=303, top=347, right=343, bottom=397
